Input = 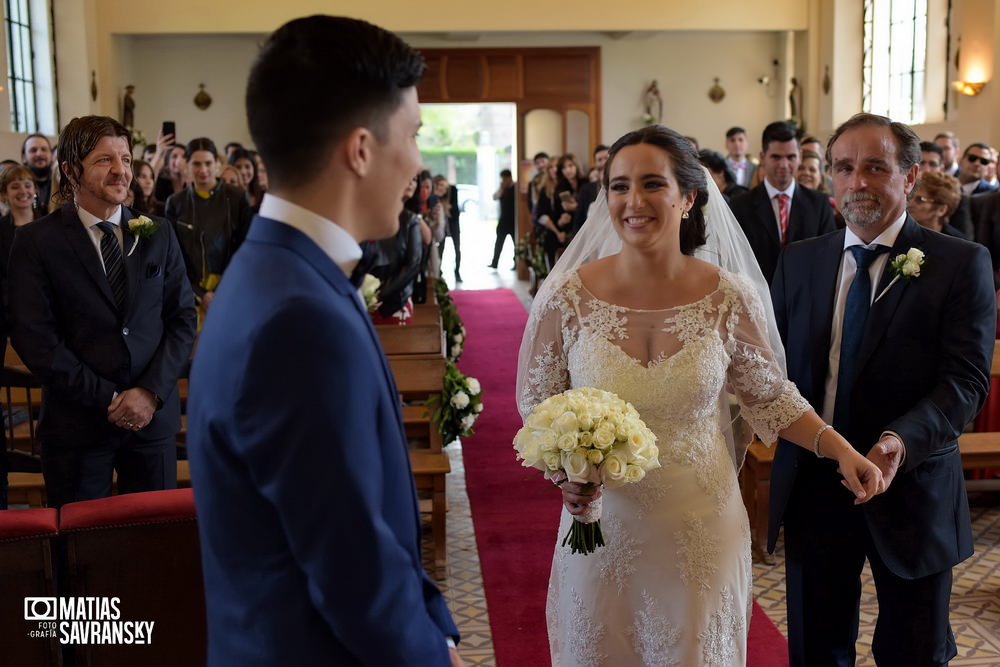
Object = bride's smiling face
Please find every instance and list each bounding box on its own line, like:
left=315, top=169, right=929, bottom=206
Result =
left=607, top=143, right=695, bottom=251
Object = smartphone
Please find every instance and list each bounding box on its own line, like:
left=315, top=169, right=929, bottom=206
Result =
left=161, top=121, right=176, bottom=145
left=558, top=190, right=575, bottom=204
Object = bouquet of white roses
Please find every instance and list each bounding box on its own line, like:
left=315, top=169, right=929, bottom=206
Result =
left=513, top=387, right=659, bottom=554
left=427, top=359, right=483, bottom=446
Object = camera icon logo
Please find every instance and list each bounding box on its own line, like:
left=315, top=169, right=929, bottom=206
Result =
left=24, top=597, right=57, bottom=621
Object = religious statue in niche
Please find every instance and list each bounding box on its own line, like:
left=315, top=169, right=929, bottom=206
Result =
left=194, top=83, right=212, bottom=111
left=789, top=77, right=803, bottom=128
left=121, top=85, right=135, bottom=128
left=642, top=80, right=662, bottom=125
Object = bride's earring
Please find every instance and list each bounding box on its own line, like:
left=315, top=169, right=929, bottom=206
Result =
left=682, top=210, right=690, bottom=219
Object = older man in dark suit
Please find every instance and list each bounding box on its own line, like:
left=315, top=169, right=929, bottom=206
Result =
left=731, top=120, right=836, bottom=283
left=769, top=113, right=995, bottom=666
left=8, top=115, right=196, bottom=509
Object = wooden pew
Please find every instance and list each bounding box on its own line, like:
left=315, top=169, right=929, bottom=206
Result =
left=386, top=352, right=451, bottom=576
left=376, top=302, right=444, bottom=357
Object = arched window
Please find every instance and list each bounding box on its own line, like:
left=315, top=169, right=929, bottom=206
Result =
left=862, top=0, right=928, bottom=123
left=4, top=0, right=55, bottom=134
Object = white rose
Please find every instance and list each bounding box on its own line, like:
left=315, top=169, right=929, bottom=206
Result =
left=906, top=248, right=925, bottom=263
left=535, top=430, right=558, bottom=452
left=901, top=261, right=918, bottom=277
left=454, top=332, right=464, bottom=344
left=450, top=391, right=470, bottom=409
left=600, top=450, right=628, bottom=486
left=586, top=449, right=604, bottom=465
left=552, top=410, right=580, bottom=435
left=556, top=433, right=577, bottom=452
left=542, top=451, right=561, bottom=470
left=561, top=450, right=591, bottom=483
left=451, top=344, right=462, bottom=358
left=513, top=429, right=541, bottom=467
left=624, top=464, right=646, bottom=483
left=592, top=424, right=616, bottom=450
left=461, top=414, right=476, bottom=431
left=466, top=377, right=481, bottom=395
left=474, top=402, right=484, bottom=413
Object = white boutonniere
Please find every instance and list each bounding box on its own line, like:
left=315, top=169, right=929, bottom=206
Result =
left=125, top=215, right=160, bottom=257
left=360, top=274, right=381, bottom=313
left=875, top=247, right=924, bottom=303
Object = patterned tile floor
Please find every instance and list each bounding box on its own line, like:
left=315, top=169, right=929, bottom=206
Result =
left=752, top=493, right=1000, bottom=666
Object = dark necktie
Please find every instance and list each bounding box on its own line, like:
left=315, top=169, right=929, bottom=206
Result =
left=349, top=241, right=377, bottom=288
left=833, top=244, right=889, bottom=432
left=96, top=221, right=126, bottom=308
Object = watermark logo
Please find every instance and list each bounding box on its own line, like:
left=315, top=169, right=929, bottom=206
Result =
left=24, top=597, right=155, bottom=645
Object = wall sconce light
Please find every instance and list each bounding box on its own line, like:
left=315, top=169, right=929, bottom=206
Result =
left=952, top=80, right=987, bottom=96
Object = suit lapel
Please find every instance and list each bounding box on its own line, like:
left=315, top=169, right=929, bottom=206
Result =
left=855, top=217, right=923, bottom=375
left=808, top=230, right=845, bottom=398
left=61, top=206, right=118, bottom=309
left=752, top=186, right=780, bottom=247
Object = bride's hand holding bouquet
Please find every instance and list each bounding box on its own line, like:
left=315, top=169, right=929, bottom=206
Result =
left=513, top=387, right=660, bottom=554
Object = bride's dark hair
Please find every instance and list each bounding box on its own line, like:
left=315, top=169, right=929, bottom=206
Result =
left=602, top=125, right=708, bottom=255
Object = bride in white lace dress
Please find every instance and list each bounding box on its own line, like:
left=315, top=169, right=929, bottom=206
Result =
left=516, top=126, right=884, bottom=666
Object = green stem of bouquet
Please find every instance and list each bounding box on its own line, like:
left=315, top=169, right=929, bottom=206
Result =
left=561, top=518, right=605, bottom=555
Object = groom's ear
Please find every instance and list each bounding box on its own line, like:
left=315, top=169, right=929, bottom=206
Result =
left=343, top=127, right=375, bottom=179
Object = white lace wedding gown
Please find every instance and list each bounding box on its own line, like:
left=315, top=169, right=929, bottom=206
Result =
left=519, top=269, right=809, bottom=666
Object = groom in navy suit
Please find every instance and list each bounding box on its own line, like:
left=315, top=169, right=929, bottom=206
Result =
left=769, top=114, right=995, bottom=666
left=187, top=16, right=461, bottom=666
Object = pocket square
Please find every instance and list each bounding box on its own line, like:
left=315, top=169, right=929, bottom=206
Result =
left=145, top=263, right=163, bottom=278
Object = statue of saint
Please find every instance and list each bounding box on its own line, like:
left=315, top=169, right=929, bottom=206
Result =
left=644, top=80, right=663, bottom=124
left=122, top=85, right=135, bottom=128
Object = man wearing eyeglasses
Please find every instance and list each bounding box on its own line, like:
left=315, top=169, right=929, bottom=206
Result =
left=958, top=143, right=999, bottom=196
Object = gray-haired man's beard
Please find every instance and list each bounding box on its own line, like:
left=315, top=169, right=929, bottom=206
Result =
left=840, top=192, right=883, bottom=229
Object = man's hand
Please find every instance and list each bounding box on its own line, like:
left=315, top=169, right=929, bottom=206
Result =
left=449, top=646, right=465, bottom=667
left=107, top=387, right=157, bottom=431
left=867, top=434, right=904, bottom=489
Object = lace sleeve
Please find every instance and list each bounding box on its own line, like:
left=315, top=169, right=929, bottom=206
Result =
left=723, top=274, right=810, bottom=445
left=516, top=275, right=578, bottom=420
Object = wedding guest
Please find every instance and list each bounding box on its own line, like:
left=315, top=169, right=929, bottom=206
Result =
left=219, top=165, right=242, bottom=189
left=919, top=141, right=944, bottom=172
left=165, top=137, right=252, bottom=319
left=8, top=115, right=196, bottom=509
left=0, top=164, right=36, bottom=302
left=434, top=175, right=462, bottom=283
left=370, top=174, right=424, bottom=324
left=155, top=144, right=188, bottom=203
left=21, top=134, right=54, bottom=217
left=186, top=15, right=461, bottom=665
left=130, top=159, right=164, bottom=216
left=958, top=143, right=998, bottom=196
left=528, top=151, right=550, bottom=212
left=572, top=144, right=609, bottom=233
left=533, top=154, right=581, bottom=267
left=908, top=171, right=966, bottom=238
left=228, top=148, right=266, bottom=209
left=699, top=148, right=747, bottom=202
left=725, top=126, right=756, bottom=187
left=796, top=150, right=829, bottom=194
left=935, top=132, right=961, bottom=177
left=489, top=168, right=516, bottom=270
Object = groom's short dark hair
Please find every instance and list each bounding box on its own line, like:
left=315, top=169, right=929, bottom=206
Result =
left=246, top=15, right=425, bottom=189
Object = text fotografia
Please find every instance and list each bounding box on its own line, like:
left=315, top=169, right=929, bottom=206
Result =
left=24, top=597, right=155, bottom=645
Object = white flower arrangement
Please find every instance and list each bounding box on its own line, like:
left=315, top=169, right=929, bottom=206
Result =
left=875, top=247, right=925, bottom=303
left=427, top=360, right=483, bottom=445
left=125, top=215, right=160, bottom=257
left=513, top=387, right=659, bottom=554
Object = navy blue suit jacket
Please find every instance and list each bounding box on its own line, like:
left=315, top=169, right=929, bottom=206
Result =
left=731, top=183, right=836, bottom=284
left=8, top=203, right=195, bottom=443
left=188, top=216, right=457, bottom=666
left=768, top=218, right=995, bottom=579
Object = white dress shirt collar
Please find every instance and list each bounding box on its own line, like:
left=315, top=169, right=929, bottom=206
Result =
left=258, top=193, right=362, bottom=279
left=764, top=178, right=795, bottom=201
left=77, top=203, right=123, bottom=229
left=842, top=211, right=906, bottom=251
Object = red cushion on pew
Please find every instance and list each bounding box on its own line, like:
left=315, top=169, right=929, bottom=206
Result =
left=0, top=507, right=59, bottom=540
left=59, top=488, right=195, bottom=531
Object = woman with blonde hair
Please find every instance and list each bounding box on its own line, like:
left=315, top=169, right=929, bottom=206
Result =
left=908, top=170, right=966, bottom=238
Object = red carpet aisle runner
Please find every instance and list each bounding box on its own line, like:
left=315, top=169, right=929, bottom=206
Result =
left=452, top=289, right=788, bottom=667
